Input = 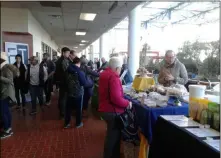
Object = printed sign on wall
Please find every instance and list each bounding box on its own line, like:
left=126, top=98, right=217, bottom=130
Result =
left=5, top=42, right=29, bottom=65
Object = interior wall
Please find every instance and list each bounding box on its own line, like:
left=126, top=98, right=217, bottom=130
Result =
left=28, top=10, right=58, bottom=61
left=1, top=7, right=59, bottom=61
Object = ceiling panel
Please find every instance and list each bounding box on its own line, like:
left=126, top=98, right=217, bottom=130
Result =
left=1, top=1, right=142, bottom=52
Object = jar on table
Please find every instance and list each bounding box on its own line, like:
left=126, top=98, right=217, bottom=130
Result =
left=212, top=112, right=220, bottom=131
left=200, top=109, right=212, bottom=126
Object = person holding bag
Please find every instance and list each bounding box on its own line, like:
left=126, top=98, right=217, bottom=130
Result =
left=98, top=57, right=132, bottom=158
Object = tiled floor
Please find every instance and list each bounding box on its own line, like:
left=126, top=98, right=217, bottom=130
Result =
left=1, top=93, right=107, bottom=158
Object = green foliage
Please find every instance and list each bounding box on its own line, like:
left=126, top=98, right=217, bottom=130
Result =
left=177, top=40, right=220, bottom=79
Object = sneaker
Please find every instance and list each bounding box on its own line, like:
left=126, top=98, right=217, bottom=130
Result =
left=64, top=124, right=71, bottom=129
left=29, top=111, right=37, bottom=115
left=76, top=122, right=83, bottom=128
left=5, top=128, right=13, bottom=135
left=0, top=132, right=12, bottom=140
left=45, top=101, right=51, bottom=106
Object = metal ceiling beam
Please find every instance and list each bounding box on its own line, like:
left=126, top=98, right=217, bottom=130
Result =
left=172, top=6, right=219, bottom=24
left=142, top=2, right=187, bottom=24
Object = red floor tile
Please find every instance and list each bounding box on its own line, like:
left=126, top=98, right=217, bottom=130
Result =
left=1, top=93, right=106, bottom=158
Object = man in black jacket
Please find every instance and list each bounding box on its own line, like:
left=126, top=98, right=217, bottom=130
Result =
left=13, top=54, right=27, bottom=110
left=55, top=47, right=70, bottom=118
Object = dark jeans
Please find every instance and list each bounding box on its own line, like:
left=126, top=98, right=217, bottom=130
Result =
left=29, top=85, right=44, bottom=111
left=0, top=98, right=12, bottom=130
left=44, top=78, right=53, bottom=103
left=65, top=96, right=83, bottom=126
left=100, top=112, right=121, bottom=158
left=15, top=86, right=26, bottom=107
left=83, top=88, right=93, bottom=110
left=58, top=86, right=67, bottom=116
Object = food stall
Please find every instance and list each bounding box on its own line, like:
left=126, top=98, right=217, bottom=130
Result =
left=123, top=67, right=220, bottom=158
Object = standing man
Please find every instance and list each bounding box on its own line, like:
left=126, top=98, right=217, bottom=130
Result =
left=41, top=53, right=56, bottom=106
left=55, top=47, right=70, bottom=118
left=158, top=50, right=188, bottom=87
left=13, top=54, right=27, bottom=110
left=98, top=57, right=108, bottom=72
left=26, top=56, right=48, bottom=115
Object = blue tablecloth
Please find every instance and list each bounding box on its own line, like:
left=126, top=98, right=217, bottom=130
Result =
left=124, top=95, right=189, bottom=144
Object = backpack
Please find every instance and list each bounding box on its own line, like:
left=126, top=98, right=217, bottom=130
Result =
left=66, top=71, right=83, bottom=98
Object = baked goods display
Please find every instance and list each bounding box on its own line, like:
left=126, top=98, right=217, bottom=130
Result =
left=136, top=67, right=149, bottom=77
left=124, top=83, right=189, bottom=108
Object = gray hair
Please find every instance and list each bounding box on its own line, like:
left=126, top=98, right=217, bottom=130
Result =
left=165, top=50, right=175, bottom=56
left=109, top=57, right=123, bottom=70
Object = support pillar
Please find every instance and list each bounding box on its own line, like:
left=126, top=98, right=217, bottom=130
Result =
left=99, top=33, right=109, bottom=61
left=99, top=34, right=106, bottom=60
left=128, top=5, right=141, bottom=78
left=89, top=45, right=94, bottom=61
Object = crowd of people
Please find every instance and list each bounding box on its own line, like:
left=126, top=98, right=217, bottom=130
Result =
left=0, top=47, right=130, bottom=140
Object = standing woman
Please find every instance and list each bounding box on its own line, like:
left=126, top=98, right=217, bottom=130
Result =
left=64, top=57, right=86, bottom=128
left=98, top=57, right=132, bottom=158
left=0, top=52, right=19, bottom=139
left=80, top=58, right=99, bottom=117
left=13, top=54, right=27, bottom=110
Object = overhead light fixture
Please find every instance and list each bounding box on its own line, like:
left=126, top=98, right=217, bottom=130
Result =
left=80, top=13, right=97, bottom=21
left=49, top=15, right=61, bottom=19
left=79, top=44, right=85, bottom=46
left=74, top=47, right=78, bottom=49
left=76, top=32, right=86, bottom=36
left=81, top=40, right=88, bottom=43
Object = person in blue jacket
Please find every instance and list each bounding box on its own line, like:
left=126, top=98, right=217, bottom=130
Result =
left=120, top=64, right=133, bottom=85
left=64, top=57, right=86, bottom=129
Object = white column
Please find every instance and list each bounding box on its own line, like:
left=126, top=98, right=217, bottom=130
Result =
left=128, top=5, right=141, bottom=79
left=99, top=34, right=104, bottom=59
left=84, top=49, right=86, bottom=56
left=89, top=45, right=93, bottom=61
left=99, top=33, right=109, bottom=61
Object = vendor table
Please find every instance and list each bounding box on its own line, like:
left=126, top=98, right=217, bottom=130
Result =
left=124, top=95, right=189, bottom=143
left=132, top=77, right=155, bottom=91
left=149, top=117, right=220, bottom=158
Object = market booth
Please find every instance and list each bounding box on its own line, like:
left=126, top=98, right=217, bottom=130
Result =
left=122, top=68, right=220, bottom=158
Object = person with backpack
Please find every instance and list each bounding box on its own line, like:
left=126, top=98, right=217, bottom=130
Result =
left=13, top=54, right=27, bottom=110
left=64, top=57, right=86, bottom=129
left=26, top=56, right=48, bottom=115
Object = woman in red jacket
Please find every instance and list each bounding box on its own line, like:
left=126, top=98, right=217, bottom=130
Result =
left=99, top=57, right=132, bottom=158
